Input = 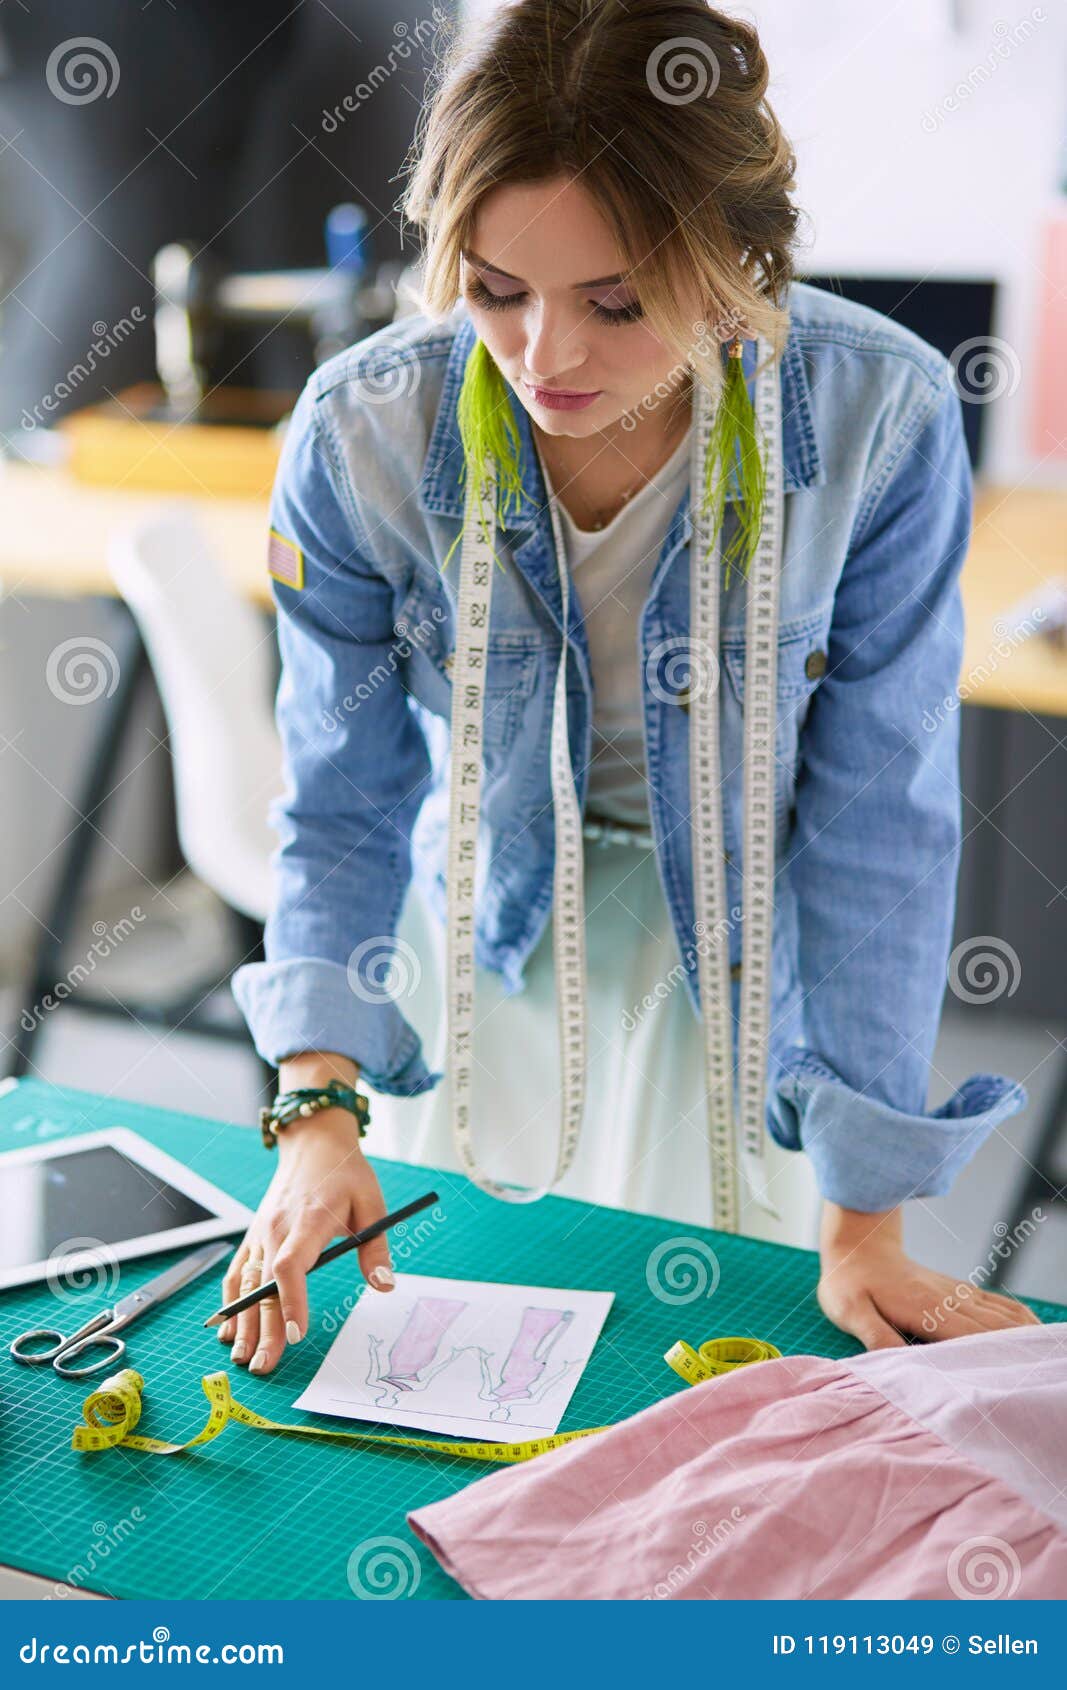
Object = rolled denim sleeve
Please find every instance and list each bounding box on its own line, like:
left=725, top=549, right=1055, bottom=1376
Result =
left=769, top=374, right=1027, bottom=1210
left=230, top=380, right=442, bottom=1096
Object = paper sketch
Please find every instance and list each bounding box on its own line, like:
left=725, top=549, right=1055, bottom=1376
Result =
left=293, top=1273, right=614, bottom=1444
left=365, top=1295, right=468, bottom=1408
left=474, top=1306, right=578, bottom=1421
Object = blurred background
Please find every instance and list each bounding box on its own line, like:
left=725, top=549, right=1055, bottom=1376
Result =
left=1, top=0, right=1065, bottom=1300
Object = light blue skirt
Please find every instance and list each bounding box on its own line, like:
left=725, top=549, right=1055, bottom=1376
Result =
left=367, top=834, right=822, bottom=1249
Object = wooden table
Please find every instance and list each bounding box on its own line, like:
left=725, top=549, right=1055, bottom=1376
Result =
left=0, top=461, right=273, bottom=609
left=965, top=486, right=1067, bottom=717
left=2, top=466, right=1064, bottom=709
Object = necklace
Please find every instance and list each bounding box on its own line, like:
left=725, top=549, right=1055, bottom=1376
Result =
left=538, top=415, right=692, bottom=532
left=585, top=472, right=645, bottom=532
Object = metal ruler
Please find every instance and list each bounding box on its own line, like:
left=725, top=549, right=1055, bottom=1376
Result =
left=446, top=339, right=784, bottom=1229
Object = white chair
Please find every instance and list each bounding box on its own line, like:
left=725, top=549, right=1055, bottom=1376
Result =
left=107, top=506, right=283, bottom=923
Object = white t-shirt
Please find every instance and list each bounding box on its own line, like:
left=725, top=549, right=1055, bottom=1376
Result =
left=536, top=425, right=692, bottom=828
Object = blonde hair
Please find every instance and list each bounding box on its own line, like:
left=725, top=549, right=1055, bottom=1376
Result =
left=401, top=0, right=804, bottom=399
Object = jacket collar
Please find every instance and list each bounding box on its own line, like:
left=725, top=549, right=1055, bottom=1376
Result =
left=418, top=300, right=825, bottom=528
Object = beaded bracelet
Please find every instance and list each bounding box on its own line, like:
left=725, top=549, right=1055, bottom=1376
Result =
left=258, top=1078, right=370, bottom=1150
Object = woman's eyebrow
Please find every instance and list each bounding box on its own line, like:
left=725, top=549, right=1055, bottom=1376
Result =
left=462, top=248, right=626, bottom=288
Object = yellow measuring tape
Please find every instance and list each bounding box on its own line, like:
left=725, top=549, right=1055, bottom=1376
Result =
left=70, top=1335, right=781, bottom=1466
left=662, top=1334, right=781, bottom=1385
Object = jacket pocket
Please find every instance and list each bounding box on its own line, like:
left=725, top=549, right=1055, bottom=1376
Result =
left=720, top=619, right=831, bottom=704
left=429, top=629, right=542, bottom=756
left=478, top=633, right=542, bottom=753
left=719, top=615, right=831, bottom=843
left=396, top=574, right=542, bottom=756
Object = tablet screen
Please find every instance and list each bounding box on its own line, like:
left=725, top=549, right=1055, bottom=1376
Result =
left=0, top=1142, right=215, bottom=1269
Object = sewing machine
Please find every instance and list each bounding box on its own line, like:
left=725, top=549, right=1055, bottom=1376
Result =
left=58, top=203, right=412, bottom=496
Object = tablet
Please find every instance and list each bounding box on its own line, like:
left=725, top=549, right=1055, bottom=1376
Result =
left=0, top=1128, right=254, bottom=1290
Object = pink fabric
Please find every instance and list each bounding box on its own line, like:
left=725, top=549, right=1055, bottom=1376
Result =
left=406, top=1325, right=1067, bottom=1600
left=846, top=1321, right=1067, bottom=1534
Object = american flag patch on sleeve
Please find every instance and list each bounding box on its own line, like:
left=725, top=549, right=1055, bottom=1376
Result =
left=267, top=528, right=304, bottom=590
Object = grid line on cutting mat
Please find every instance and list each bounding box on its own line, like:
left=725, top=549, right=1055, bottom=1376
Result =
left=1, top=1078, right=1062, bottom=1600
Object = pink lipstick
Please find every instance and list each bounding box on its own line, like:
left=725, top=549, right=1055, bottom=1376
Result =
left=523, top=381, right=602, bottom=412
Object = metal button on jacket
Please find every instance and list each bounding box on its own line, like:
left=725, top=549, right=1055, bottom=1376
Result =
left=804, top=647, right=828, bottom=680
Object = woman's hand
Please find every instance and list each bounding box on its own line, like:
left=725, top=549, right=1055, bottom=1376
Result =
left=817, top=1200, right=1041, bottom=1350
left=217, top=1107, right=394, bottom=1376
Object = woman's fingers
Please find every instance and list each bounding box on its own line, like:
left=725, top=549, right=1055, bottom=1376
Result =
left=273, top=1208, right=338, bottom=1343
left=217, top=1238, right=251, bottom=1347
left=825, top=1284, right=913, bottom=1352
left=354, top=1166, right=395, bottom=1292
left=817, top=1276, right=908, bottom=1351
left=818, top=1244, right=1043, bottom=1353
left=360, top=1237, right=396, bottom=1291
left=249, top=1256, right=285, bottom=1374
left=903, top=1276, right=996, bottom=1342
left=217, top=1140, right=399, bottom=1373
left=922, top=1303, right=989, bottom=1340
left=915, top=1275, right=1040, bottom=1339
left=216, top=1245, right=245, bottom=1346
left=842, top=1296, right=908, bottom=1350
left=231, top=1244, right=267, bottom=1366
left=972, top=1288, right=1042, bottom=1326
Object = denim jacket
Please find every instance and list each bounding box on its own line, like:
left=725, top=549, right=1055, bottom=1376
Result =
left=231, top=281, right=1028, bottom=1213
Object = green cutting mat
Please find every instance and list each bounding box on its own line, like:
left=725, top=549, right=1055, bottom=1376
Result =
left=1, top=1077, right=1063, bottom=1601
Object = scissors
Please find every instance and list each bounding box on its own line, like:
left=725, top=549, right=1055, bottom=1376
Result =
left=9, top=1240, right=233, bottom=1379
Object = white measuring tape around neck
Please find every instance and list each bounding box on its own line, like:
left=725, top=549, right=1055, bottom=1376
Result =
left=445, top=338, right=784, bottom=1231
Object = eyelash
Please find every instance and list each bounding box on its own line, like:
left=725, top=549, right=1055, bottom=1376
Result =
left=465, top=276, right=643, bottom=326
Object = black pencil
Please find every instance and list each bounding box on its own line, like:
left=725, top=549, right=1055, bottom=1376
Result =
left=202, top=1189, right=440, bottom=1327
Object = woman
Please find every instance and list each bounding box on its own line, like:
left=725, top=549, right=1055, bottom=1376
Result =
left=227, top=0, right=1039, bottom=1374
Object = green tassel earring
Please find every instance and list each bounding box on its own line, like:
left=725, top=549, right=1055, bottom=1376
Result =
left=446, top=331, right=766, bottom=594
left=441, top=337, right=526, bottom=575
left=700, top=335, right=766, bottom=591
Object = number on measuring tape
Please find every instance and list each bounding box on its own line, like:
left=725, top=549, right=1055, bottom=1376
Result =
left=445, top=341, right=785, bottom=1229
left=70, top=1342, right=780, bottom=1464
